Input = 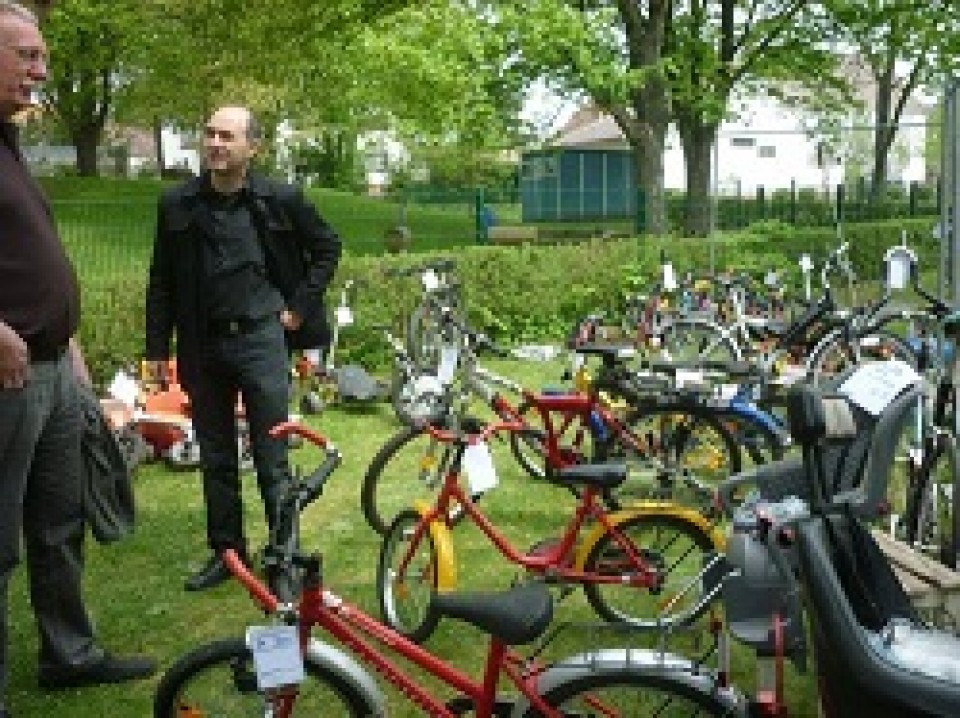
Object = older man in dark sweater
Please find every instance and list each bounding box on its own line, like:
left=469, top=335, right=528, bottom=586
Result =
left=0, top=3, right=153, bottom=714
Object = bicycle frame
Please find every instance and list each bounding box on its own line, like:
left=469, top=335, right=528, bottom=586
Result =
left=400, top=431, right=661, bottom=589
left=222, top=550, right=572, bottom=718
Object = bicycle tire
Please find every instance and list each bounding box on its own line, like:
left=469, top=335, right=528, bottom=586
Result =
left=519, top=660, right=741, bottom=717
left=582, top=513, right=721, bottom=630
left=377, top=508, right=441, bottom=643
left=154, top=637, right=377, bottom=717
left=361, top=417, right=483, bottom=536
left=808, top=328, right=915, bottom=386
left=660, top=320, right=740, bottom=363
left=904, top=433, right=960, bottom=570
left=614, top=406, right=742, bottom=504
left=719, top=409, right=785, bottom=467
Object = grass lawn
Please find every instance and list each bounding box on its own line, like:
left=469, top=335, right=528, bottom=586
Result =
left=4, top=356, right=821, bottom=717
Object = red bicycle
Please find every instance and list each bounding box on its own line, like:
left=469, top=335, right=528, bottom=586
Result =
left=376, top=418, right=722, bottom=642
left=361, top=343, right=740, bottom=536
left=154, top=423, right=739, bottom=717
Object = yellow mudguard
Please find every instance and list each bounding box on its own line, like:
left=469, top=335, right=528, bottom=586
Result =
left=573, top=501, right=725, bottom=571
left=412, top=500, right=457, bottom=591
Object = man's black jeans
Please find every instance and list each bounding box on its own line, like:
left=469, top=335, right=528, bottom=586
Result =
left=188, top=316, right=291, bottom=553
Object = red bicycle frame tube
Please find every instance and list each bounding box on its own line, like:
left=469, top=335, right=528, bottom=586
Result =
left=222, top=550, right=571, bottom=718
left=406, top=465, right=661, bottom=589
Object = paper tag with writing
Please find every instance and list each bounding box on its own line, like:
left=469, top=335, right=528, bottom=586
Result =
left=838, top=359, right=920, bottom=416
left=246, top=625, right=304, bottom=690
left=799, top=254, right=813, bottom=273
left=464, top=441, right=498, bottom=495
left=335, top=305, right=354, bottom=327
left=662, top=262, right=678, bottom=291
left=438, top=344, right=459, bottom=384
left=108, top=370, right=140, bottom=408
left=422, top=270, right=440, bottom=292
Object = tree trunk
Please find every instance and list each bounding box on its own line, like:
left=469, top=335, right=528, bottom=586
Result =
left=869, top=67, right=894, bottom=207
left=677, top=119, right=718, bottom=237
left=73, top=126, right=100, bottom=177
left=632, top=124, right=668, bottom=235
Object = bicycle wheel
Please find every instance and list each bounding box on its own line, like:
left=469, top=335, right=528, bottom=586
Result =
left=904, top=433, right=960, bottom=570
left=154, top=638, right=377, bottom=717
left=377, top=508, right=441, bottom=643
left=660, top=320, right=739, bottom=363
left=361, top=423, right=452, bottom=536
left=583, top=513, right=720, bottom=629
left=520, top=663, right=740, bottom=717
left=614, top=406, right=741, bottom=503
left=809, top=329, right=916, bottom=386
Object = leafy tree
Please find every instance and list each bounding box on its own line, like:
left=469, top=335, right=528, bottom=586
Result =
left=39, top=0, right=148, bottom=175
left=665, top=1, right=843, bottom=236
left=495, top=0, right=674, bottom=234
left=828, top=0, right=960, bottom=205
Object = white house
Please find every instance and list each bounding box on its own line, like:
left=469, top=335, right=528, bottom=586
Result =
left=550, top=64, right=935, bottom=197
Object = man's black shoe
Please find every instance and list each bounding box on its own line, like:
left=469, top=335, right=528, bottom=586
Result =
left=39, top=653, right=156, bottom=690
left=184, top=554, right=233, bottom=591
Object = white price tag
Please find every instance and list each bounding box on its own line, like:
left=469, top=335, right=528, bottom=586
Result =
left=571, top=352, right=586, bottom=374
left=799, top=254, right=813, bottom=273
left=335, top=305, right=354, bottom=327
left=303, top=348, right=322, bottom=366
left=108, top=370, right=140, bottom=408
left=437, top=344, right=459, bottom=385
left=246, top=625, right=304, bottom=690
left=662, top=262, right=678, bottom=291
left=422, top=270, right=440, bottom=292
left=838, top=359, right=920, bottom=416
left=764, top=270, right=779, bottom=288
left=674, top=369, right=704, bottom=388
left=886, top=254, right=910, bottom=290
left=464, top=441, right=498, bottom=495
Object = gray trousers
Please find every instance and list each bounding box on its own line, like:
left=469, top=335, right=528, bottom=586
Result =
left=0, top=355, right=102, bottom=700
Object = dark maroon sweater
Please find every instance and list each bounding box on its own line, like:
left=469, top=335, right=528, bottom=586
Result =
left=0, top=121, right=79, bottom=356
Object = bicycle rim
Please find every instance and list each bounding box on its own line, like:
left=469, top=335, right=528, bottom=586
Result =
left=377, top=509, right=441, bottom=642
left=618, top=407, right=741, bottom=503
left=583, top=514, right=720, bottom=629
left=525, top=668, right=739, bottom=716
left=810, top=329, right=915, bottom=386
left=660, top=321, right=739, bottom=363
left=361, top=424, right=454, bottom=535
left=154, top=638, right=375, bottom=717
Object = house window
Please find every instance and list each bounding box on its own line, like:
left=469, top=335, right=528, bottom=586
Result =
left=730, top=137, right=756, bottom=148
left=758, top=145, right=776, bottom=158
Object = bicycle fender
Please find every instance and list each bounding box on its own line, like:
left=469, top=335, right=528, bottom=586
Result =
left=412, top=500, right=458, bottom=591
left=572, top=502, right=725, bottom=572
left=508, top=648, right=745, bottom=717
left=306, top=638, right=387, bottom=715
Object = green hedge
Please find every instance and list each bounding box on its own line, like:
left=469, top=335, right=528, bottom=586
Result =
left=78, top=217, right=942, bottom=387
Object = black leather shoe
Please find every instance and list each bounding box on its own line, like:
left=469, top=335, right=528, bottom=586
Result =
left=185, top=554, right=233, bottom=592
left=39, top=653, right=156, bottom=690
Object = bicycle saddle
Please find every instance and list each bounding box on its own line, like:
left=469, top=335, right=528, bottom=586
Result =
left=551, top=462, right=628, bottom=489
left=431, top=581, right=553, bottom=646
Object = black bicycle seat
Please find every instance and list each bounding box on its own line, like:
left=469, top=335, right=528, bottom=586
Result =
left=431, top=581, right=552, bottom=645
left=551, top=462, right=628, bottom=489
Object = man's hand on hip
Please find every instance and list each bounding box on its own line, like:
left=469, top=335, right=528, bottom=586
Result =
left=0, top=322, right=29, bottom=389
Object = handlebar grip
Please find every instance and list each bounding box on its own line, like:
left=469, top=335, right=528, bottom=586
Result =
left=269, top=421, right=330, bottom=448
left=297, top=450, right=342, bottom=509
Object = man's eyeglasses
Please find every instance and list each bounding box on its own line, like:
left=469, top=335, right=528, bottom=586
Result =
left=2, top=44, right=47, bottom=65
